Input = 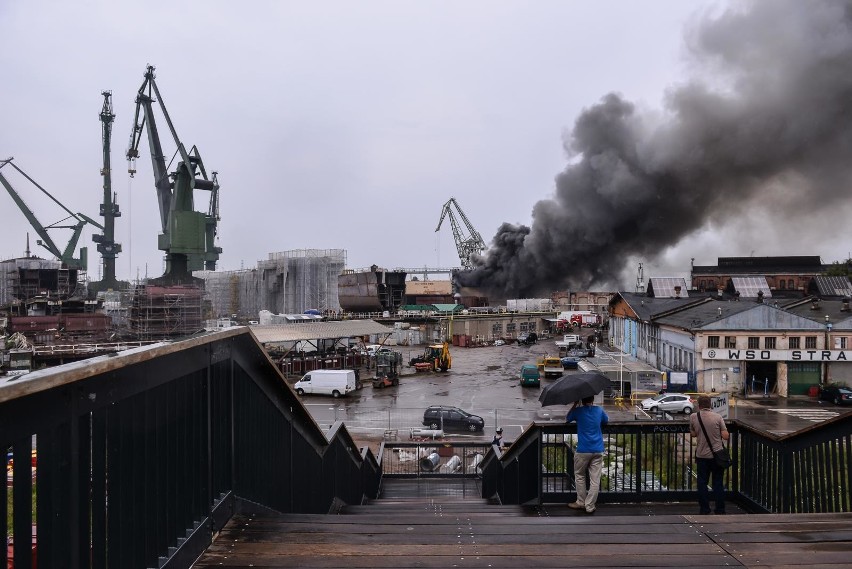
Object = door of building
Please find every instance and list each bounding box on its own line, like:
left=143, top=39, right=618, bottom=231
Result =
left=745, top=361, right=777, bottom=397
left=787, top=362, right=821, bottom=395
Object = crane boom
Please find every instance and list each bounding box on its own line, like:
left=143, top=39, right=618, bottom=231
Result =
left=125, top=65, right=222, bottom=282
left=0, top=157, right=99, bottom=270
left=435, top=197, right=486, bottom=269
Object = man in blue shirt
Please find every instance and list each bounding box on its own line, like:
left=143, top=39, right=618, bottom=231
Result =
left=566, top=395, right=608, bottom=514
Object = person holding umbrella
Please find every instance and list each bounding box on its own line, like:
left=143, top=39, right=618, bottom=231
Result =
left=491, top=427, right=505, bottom=450
left=566, top=395, right=609, bottom=514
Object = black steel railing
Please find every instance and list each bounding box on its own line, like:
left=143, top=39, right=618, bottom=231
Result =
left=1, top=328, right=380, bottom=569
left=482, top=414, right=852, bottom=513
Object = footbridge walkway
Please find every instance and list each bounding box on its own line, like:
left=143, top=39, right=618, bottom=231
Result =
left=2, top=328, right=851, bottom=568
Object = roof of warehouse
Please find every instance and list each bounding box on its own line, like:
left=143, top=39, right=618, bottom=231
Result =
left=250, top=320, right=394, bottom=344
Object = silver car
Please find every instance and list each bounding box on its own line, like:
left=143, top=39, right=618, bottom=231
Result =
left=640, top=393, right=695, bottom=415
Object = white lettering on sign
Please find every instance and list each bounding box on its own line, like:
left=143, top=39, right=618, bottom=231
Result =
left=702, top=349, right=852, bottom=362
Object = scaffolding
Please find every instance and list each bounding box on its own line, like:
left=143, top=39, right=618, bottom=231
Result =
left=129, top=284, right=204, bottom=340
left=197, top=249, right=346, bottom=319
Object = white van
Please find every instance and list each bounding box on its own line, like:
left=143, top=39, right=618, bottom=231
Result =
left=293, top=370, right=357, bottom=398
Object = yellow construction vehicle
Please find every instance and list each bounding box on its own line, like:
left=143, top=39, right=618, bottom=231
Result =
left=409, top=341, right=452, bottom=372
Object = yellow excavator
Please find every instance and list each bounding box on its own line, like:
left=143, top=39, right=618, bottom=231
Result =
left=409, top=341, right=452, bottom=372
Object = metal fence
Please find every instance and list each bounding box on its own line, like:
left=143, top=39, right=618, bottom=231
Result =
left=301, top=404, right=566, bottom=441
left=380, top=441, right=491, bottom=477
left=483, top=414, right=852, bottom=513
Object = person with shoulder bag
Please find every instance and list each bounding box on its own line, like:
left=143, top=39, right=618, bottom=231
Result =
left=689, top=395, right=730, bottom=515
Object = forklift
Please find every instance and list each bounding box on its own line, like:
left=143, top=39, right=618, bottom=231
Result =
left=372, top=351, right=403, bottom=388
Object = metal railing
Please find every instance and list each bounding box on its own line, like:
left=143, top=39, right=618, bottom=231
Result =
left=1, top=328, right=380, bottom=569
left=482, top=414, right=852, bottom=513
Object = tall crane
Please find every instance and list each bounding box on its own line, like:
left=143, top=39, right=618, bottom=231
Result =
left=435, top=197, right=486, bottom=269
left=126, top=65, right=221, bottom=284
left=90, top=91, right=122, bottom=289
left=0, top=157, right=103, bottom=270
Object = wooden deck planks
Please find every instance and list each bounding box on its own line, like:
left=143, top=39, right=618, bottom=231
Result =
left=193, top=505, right=852, bottom=568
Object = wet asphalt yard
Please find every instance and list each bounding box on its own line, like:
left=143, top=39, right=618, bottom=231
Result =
left=291, top=333, right=852, bottom=445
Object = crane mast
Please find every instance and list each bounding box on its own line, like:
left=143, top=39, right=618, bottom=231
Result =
left=435, top=197, right=486, bottom=269
left=126, top=65, right=221, bottom=283
left=91, top=90, right=122, bottom=288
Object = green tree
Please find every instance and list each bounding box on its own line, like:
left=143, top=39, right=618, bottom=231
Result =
left=824, top=259, right=852, bottom=277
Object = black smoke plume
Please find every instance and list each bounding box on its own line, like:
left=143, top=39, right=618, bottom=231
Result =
left=460, top=0, right=852, bottom=298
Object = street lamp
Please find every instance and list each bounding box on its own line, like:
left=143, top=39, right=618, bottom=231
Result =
left=824, top=315, right=833, bottom=384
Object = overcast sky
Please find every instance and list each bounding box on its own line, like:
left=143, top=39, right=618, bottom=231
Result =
left=2, top=0, right=850, bottom=289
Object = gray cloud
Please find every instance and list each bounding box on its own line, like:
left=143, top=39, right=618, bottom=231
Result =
left=461, top=0, right=852, bottom=298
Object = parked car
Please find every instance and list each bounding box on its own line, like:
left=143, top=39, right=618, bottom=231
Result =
left=819, top=384, right=852, bottom=405
left=640, top=393, right=694, bottom=415
left=422, top=406, right=485, bottom=432
left=517, top=332, right=538, bottom=345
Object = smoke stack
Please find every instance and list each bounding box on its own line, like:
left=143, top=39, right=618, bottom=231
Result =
left=811, top=299, right=820, bottom=310
left=757, top=290, right=764, bottom=303
left=717, top=289, right=723, bottom=298
left=842, top=297, right=850, bottom=312
left=674, top=285, right=682, bottom=298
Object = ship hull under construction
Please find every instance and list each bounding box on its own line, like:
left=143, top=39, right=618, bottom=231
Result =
left=338, top=268, right=406, bottom=313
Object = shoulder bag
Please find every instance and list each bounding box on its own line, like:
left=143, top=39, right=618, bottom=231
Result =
left=697, top=411, right=732, bottom=469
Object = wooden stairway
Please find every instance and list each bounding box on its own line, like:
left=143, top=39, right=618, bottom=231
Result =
left=193, top=480, right=852, bottom=568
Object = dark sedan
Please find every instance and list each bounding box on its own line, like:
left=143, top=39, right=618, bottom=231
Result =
left=819, top=385, right=852, bottom=405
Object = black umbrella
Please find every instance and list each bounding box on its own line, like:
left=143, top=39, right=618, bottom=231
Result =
left=538, top=372, right=610, bottom=407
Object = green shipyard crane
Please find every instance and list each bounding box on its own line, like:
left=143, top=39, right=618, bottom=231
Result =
left=126, top=65, right=221, bottom=284
left=0, top=157, right=103, bottom=270
left=435, top=197, right=486, bottom=269
left=90, top=90, right=123, bottom=289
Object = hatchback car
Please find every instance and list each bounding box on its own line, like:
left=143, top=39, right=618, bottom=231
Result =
left=422, top=406, right=485, bottom=432
left=819, top=385, right=852, bottom=405
left=640, top=393, right=694, bottom=415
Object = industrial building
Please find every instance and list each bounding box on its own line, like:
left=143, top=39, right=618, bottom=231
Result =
left=609, top=269, right=852, bottom=397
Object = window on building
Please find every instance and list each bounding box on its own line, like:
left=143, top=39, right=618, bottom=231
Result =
left=764, top=337, right=776, bottom=349
left=805, top=336, right=817, bottom=349
left=492, top=323, right=503, bottom=334
left=724, top=336, right=736, bottom=349
left=519, top=322, right=528, bottom=332
left=528, top=322, right=536, bottom=332
left=506, top=323, right=516, bottom=334
left=708, top=336, right=720, bottom=348
left=748, top=337, right=760, bottom=349
left=788, top=279, right=795, bottom=289
left=789, top=337, right=800, bottom=349
left=836, top=337, right=848, bottom=350
left=779, top=280, right=786, bottom=290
